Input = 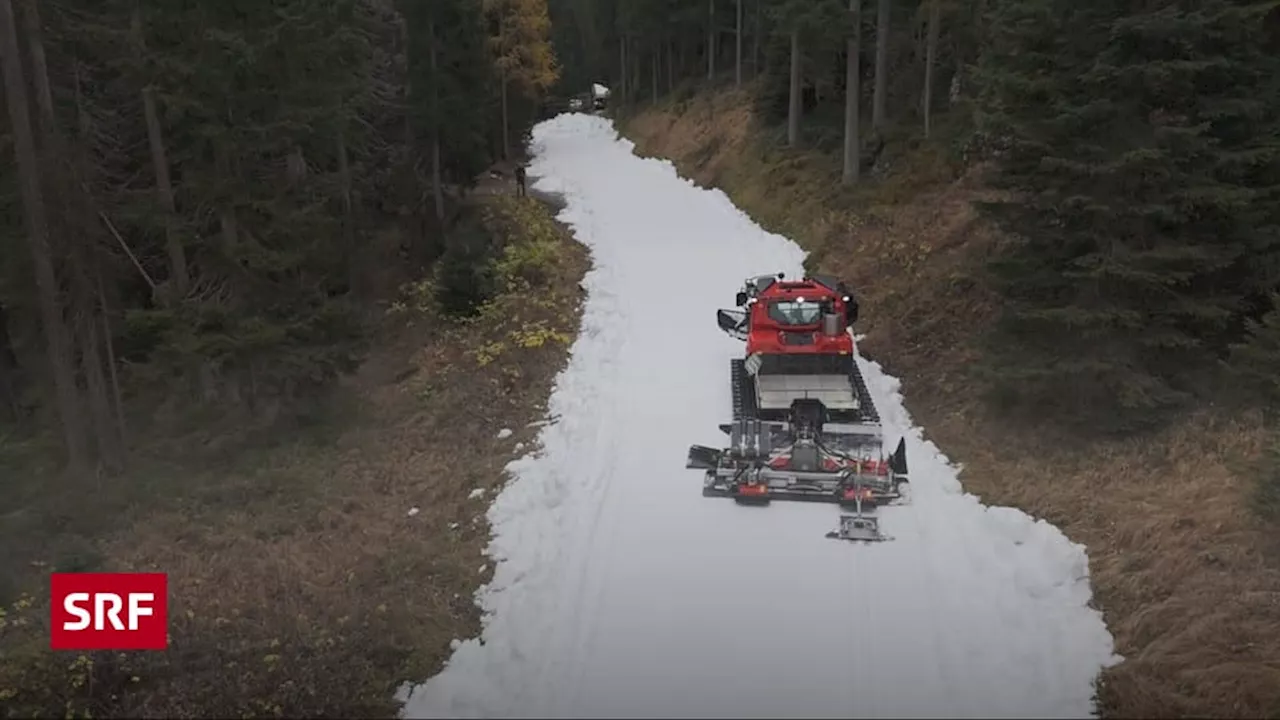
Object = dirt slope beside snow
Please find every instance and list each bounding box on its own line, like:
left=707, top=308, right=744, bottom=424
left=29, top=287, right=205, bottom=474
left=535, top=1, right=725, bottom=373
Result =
left=397, top=113, right=1118, bottom=719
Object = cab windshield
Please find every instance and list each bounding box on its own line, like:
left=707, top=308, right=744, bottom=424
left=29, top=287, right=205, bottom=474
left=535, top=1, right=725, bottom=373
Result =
left=768, top=300, right=824, bottom=326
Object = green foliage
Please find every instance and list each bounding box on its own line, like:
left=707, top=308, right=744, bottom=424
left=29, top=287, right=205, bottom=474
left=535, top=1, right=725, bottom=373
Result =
left=436, top=216, right=503, bottom=317
left=498, top=237, right=562, bottom=288
left=0, top=0, right=572, bottom=713
left=489, top=0, right=561, bottom=97
left=407, top=0, right=496, bottom=187
left=972, top=0, right=1280, bottom=432
left=510, top=321, right=572, bottom=348
left=517, top=0, right=1280, bottom=440
left=433, top=196, right=566, bottom=317
left=1228, top=295, right=1280, bottom=416
left=118, top=297, right=368, bottom=404
left=0, top=574, right=425, bottom=718
left=760, top=0, right=850, bottom=113
left=488, top=196, right=565, bottom=289
left=4, top=0, right=389, bottom=424
left=0, top=593, right=147, bottom=719
left=0, top=0, right=570, bottom=454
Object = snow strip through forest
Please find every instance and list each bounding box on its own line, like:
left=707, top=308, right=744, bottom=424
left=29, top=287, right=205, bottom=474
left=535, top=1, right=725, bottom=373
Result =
left=397, top=113, right=1119, bottom=719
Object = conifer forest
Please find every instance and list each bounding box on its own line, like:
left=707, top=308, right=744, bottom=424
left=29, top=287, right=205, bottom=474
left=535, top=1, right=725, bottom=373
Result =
left=1, top=0, right=1278, bottom=716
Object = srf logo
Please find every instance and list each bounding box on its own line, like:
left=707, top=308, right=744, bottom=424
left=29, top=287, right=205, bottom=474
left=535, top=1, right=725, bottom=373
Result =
left=49, top=573, right=168, bottom=650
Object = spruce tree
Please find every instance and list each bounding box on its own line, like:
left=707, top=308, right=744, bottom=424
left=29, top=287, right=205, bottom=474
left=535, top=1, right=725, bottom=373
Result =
left=973, top=0, right=1280, bottom=431
left=407, top=0, right=495, bottom=189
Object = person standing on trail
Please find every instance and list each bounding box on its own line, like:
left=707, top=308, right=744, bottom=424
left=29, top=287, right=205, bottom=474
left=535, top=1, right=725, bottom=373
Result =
left=514, top=165, right=527, bottom=197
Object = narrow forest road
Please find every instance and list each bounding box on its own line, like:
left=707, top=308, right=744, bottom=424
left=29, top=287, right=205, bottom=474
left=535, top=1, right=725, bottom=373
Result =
left=397, top=114, right=1119, bottom=719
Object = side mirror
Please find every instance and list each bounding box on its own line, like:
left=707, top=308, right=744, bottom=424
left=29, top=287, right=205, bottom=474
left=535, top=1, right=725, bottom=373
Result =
left=844, top=296, right=859, bottom=326
left=716, top=309, right=749, bottom=340
left=735, top=291, right=748, bottom=307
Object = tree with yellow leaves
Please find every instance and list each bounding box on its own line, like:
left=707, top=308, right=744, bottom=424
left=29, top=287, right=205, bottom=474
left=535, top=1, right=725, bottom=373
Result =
left=484, top=0, right=560, bottom=159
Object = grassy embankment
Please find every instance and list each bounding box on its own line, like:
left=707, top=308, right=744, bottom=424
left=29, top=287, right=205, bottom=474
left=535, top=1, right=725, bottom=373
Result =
left=625, top=86, right=1280, bottom=718
left=0, top=186, right=588, bottom=718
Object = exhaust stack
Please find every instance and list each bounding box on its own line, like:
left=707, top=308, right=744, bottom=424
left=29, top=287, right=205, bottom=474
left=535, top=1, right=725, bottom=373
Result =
left=822, top=312, right=841, bottom=336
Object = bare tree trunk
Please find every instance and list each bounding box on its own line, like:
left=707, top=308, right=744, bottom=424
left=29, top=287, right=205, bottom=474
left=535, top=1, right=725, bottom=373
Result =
left=872, top=0, right=890, bottom=130
left=23, top=0, right=117, bottom=469
left=0, top=304, right=20, bottom=421
left=667, top=39, right=675, bottom=92
left=735, top=0, right=743, bottom=87
left=19, top=0, right=53, bottom=122
left=427, top=13, right=445, bottom=222
left=842, top=0, right=862, bottom=184
left=500, top=70, right=510, bottom=161
left=132, top=5, right=188, bottom=299
left=752, top=0, right=761, bottom=78
left=70, top=37, right=127, bottom=462
left=922, top=0, right=941, bottom=138
left=707, top=0, right=715, bottom=81
left=399, top=11, right=413, bottom=147
left=629, top=37, right=639, bottom=102
left=96, top=268, right=126, bottom=455
left=77, top=297, right=120, bottom=472
left=57, top=230, right=119, bottom=472
left=651, top=48, right=658, bottom=103
left=73, top=54, right=90, bottom=137
left=614, top=35, right=624, bottom=99
left=787, top=27, right=801, bottom=146
left=0, top=0, right=89, bottom=472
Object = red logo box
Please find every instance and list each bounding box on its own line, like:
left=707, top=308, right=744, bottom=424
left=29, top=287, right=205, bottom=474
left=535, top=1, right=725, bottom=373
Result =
left=49, top=573, right=169, bottom=651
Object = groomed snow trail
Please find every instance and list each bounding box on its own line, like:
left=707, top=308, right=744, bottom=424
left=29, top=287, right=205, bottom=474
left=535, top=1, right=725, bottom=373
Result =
left=397, top=114, right=1118, bottom=719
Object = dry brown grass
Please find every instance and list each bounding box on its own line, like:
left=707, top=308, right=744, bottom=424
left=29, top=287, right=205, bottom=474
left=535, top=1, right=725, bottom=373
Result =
left=0, top=192, right=589, bottom=718
left=627, top=88, right=1280, bottom=719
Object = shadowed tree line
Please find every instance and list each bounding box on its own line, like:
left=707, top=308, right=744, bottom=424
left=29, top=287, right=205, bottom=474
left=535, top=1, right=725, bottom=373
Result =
left=550, top=0, right=1280, bottom=438
left=0, top=0, right=558, bottom=475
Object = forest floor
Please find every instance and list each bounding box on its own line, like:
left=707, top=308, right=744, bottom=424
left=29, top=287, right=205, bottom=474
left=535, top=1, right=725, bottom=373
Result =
left=623, top=85, right=1280, bottom=719
left=0, top=167, right=589, bottom=717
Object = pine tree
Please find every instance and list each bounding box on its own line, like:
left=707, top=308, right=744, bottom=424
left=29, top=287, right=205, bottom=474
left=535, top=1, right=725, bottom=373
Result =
left=973, top=0, right=1280, bottom=431
left=407, top=0, right=495, bottom=190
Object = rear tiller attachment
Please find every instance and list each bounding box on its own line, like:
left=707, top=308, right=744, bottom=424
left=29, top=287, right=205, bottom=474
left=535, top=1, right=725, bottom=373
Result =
left=686, top=413, right=909, bottom=508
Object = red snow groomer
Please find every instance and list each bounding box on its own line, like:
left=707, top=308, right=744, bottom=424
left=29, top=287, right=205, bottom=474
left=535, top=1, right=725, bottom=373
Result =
left=686, top=273, right=910, bottom=542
